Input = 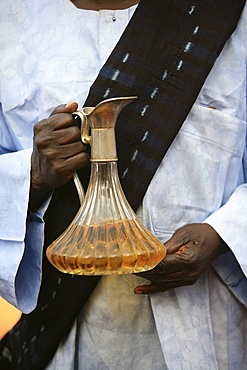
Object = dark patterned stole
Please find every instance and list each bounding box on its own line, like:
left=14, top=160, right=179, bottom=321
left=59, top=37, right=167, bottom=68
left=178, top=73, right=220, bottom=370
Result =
left=84, top=0, right=246, bottom=210
left=0, top=0, right=245, bottom=369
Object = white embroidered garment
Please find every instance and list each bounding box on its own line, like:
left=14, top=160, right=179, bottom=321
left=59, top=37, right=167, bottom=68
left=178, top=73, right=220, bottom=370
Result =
left=0, top=1, right=247, bottom=369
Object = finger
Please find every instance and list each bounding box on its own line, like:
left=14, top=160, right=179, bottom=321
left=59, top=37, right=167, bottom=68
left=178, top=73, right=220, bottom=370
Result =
left=164, top=233, right=188, bottom=254
left=50, top=102, right=78, bottom=116
left=35, top=112, right=78, bottom=137
left=134, top=278, right=194, bottom=294
left=140, top=253, right=183, bottom=276
left=52, top=126, right=82, bottom=144
left=56, top=142, right=90, bottom=160
left=51, top=112, right=80, bottom=130
left=137, top=270, right=197, bottom=286
left=134, top=284, right=166, bottom=295
left=45, top=152, right=90, bottom=186
left=54, top=152, right=90, bottom=177
left=64, top=152, right=90, bottom=172
left=137, top=253, right=198, bottom=286
left=46, top=102, right=80, bottom=131
left=134, top=285, right=171, bottom=294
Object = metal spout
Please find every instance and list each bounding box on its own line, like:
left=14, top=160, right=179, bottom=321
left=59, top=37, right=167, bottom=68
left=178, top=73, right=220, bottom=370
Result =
left=85, top=96, right=137, bottom=129
left=73, top=96, right=137, bottom=144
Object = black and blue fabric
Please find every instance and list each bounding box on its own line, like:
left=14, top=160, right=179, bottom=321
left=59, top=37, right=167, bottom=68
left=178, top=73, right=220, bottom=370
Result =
left=84, top=0, right=245, bottom=210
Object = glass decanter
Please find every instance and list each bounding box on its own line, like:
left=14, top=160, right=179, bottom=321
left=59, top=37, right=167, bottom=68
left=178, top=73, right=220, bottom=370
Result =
left=46, top=97, right=166, bottom=275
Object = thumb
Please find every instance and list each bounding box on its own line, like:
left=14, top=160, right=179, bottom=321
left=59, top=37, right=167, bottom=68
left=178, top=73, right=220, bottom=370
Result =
left=164, top=234, right=182, bottom=254
left=50, top=102, right=79, bottom=116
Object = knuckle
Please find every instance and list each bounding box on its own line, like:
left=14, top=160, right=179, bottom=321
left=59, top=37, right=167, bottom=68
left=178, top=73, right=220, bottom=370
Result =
left=35, top=136, right=50, bottom=151
left=186, top=278, right=197, bottom=286
left=53, top=160, right=72, bottom=178
left=188, top=269, right=200, bottom=283
left=51, top=104, right=67, bottom=115
left=45, top=148, right=56, bottom=162
left=189, top=255, right=198, bottom=267
left=52, top=160, right=63, bottom=173
left=173, top=227, right=190, bottom=245
left=34, top=118, right=48, bottom=131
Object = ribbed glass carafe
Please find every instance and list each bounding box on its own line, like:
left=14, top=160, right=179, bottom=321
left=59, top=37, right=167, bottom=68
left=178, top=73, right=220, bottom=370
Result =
left=46, top=97, right=166, bottom=275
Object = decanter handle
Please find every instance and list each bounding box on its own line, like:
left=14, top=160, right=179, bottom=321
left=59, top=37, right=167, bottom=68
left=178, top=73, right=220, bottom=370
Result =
left=72, top=110, right=92, bottom=145
left=72, top=172, right=84, bottom=205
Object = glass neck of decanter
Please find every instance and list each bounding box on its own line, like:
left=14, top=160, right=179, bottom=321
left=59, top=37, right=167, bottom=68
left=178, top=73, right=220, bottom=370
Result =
left=83, top=161, right=134, bottom=225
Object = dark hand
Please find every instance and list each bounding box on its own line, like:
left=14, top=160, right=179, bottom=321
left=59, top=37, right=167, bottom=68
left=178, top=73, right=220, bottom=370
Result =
left=29, top=102, right=89, bottom=211
left=31, top=102, right=89, bottom=192
left=134, top=223, right=228, bottom=294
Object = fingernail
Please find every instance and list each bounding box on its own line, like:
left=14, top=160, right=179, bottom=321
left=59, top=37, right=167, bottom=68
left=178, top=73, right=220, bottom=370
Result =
left=134, top=288, right=143, bottom=295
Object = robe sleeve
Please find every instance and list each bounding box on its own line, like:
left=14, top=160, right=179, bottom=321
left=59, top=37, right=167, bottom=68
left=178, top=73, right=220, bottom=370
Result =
left=0, top=106, right=47, bottom=313
left=205, top=149, right=247, bottom=307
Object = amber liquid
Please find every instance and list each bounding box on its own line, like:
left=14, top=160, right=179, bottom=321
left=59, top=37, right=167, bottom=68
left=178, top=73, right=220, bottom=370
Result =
left=46, top=218, right=166, bottom=275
